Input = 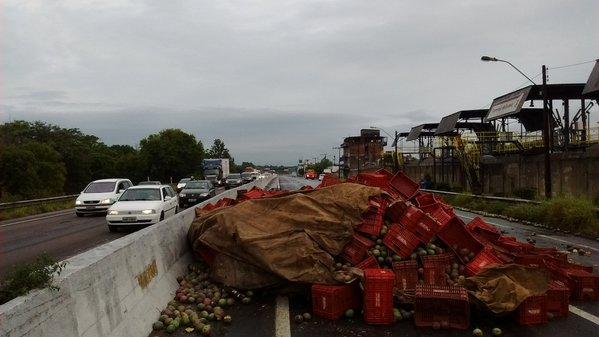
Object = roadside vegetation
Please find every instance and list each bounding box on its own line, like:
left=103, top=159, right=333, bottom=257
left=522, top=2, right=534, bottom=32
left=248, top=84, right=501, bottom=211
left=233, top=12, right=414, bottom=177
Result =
left=446, top=194, right=599, bottom=237
left=0, top=199, right=76, bottom=221
left=0, top=254, right=67, bottom=305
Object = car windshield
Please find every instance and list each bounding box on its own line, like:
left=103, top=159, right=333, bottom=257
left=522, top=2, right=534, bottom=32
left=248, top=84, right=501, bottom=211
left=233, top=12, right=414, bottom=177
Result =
left=84, top=182, right=116, bottom=193
left=241, top=173, right=252, bottom=178
left=228, top=174, right=241, bottom=179
left=185, top=181, right=209, bottom=189
left=178, top=178, right=190, bottom=183
left=119, top=188, right=161, bottom=201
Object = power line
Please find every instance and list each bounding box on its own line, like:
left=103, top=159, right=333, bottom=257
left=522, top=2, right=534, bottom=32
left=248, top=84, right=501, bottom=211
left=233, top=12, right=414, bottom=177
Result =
left=548, top=59, right=597, bottom=71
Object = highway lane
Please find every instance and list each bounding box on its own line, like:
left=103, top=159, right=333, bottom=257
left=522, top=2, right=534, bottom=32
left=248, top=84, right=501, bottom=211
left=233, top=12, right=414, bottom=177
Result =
left=0, top=187, right=226, bottom=276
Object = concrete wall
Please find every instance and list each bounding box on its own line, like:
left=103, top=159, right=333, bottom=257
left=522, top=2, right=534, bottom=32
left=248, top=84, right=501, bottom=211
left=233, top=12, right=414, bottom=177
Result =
left=403, top=146, right=599, bottom=198
left=0, top=175, right=279, bottom=337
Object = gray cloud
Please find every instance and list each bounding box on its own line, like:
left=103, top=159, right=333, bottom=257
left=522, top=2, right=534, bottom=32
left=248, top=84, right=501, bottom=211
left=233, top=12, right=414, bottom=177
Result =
left=2, top=0, right=598, bottom=165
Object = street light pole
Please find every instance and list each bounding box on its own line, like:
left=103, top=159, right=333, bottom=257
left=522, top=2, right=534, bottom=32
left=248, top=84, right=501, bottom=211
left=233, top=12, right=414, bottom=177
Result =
left=481, top=55, right=551, bottom=198
left=480, top=56, right=537, bottom=85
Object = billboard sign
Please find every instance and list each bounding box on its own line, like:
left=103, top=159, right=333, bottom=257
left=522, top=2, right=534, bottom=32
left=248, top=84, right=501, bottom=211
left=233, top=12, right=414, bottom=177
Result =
left=485, top=86, right=532, bottom=121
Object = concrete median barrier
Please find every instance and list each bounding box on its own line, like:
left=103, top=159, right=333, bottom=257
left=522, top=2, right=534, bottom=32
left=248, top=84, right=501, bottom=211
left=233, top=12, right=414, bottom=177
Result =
left=0, top=175, right=279, bottom=337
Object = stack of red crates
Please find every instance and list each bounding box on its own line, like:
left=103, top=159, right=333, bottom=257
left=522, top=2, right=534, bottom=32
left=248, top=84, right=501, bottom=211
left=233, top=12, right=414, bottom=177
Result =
left=392, top=260, right=419, bottom=291
left=311, top=284, right=361, bottom=320
left=421, top=203, right=453, bottom=228
left=342, top=234, right=375, bottom=265
left=564, top=269, right=599, bottom=301
left=414, top=285, right=470, bottom=329
left=409, top=213, right=440, bottom=244
left=516, top=294, right=548, bottom=325
left=398, top=205, right=423, bottom=229
left=363, top=269, right=395, bottom=325
left=546, top=281, right=570, bottom=318
left=383, top=224, right=421, bottom=259
left=421, top=253, right=454, bottom=286
left=414, top=192, right=438, bottom=208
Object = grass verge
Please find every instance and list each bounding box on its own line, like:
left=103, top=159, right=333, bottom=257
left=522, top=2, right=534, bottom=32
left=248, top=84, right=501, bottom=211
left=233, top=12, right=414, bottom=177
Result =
left=446, top=194, right=599, bottom=238
left=0, top=199, right=75, bottom=221
left=0, top=254, right=67, bottom=304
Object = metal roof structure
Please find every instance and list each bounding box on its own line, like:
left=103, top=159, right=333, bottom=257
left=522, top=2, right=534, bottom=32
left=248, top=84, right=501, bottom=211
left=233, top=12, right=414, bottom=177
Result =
left=406, top=123, right=439, bottom=141
left=435, top=109, right=494, bottom=135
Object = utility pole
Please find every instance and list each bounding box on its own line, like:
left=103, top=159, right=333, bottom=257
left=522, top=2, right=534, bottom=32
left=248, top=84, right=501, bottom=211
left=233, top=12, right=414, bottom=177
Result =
left=542, top=65, right=552, bottom=198
left=333, top=146, right=341, bottom=178
left=394, top=130, right=399, bottom=172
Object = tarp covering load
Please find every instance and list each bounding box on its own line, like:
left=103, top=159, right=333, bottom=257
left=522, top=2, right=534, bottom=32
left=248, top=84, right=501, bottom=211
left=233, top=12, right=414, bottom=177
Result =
left=188, top=183, right=383, bottom=288
left=465, top=264, right=549, bottom=314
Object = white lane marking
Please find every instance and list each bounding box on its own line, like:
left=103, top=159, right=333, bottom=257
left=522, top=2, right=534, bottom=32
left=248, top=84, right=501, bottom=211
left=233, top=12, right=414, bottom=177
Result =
left=537, top=235, right=599, bottom=253
left=569, top=305, right=599, bottom=325
left=275, top=296, right=291, bottom=337
left=0, top=209, right=74, bottom=228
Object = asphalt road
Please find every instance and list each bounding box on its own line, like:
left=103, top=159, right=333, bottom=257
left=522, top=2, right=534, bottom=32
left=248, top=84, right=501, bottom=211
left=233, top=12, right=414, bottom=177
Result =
left=151, top=175, right=599, bottom=337
left=0, top=186, right=225, bottom=276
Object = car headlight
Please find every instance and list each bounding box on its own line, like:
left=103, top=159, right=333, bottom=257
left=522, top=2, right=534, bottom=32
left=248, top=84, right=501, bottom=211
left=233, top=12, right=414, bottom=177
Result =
left=100, top=198, right=113, bottom=204
left=108, top=210, right=119, bottom=215
left=75, top=200, right=82, bottom=205
left=141, top=209, right=156, bottom=214
left=179, top=193, right=186, bottom=197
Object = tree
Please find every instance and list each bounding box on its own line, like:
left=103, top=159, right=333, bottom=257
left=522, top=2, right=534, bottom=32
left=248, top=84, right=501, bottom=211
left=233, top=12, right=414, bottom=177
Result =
left=0, top=142, right=66, bottom=199
left=207, top=139, right=231, bottom=159
left=307, top=158, right=333, bottom=174
left=139, top=129, right=204, bottom=183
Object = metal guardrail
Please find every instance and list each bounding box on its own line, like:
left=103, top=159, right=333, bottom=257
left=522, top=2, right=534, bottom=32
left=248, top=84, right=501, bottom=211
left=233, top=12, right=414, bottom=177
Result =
left=0, top=194, right=78, bottom=210
left=421, top=188, right=543, bottom=204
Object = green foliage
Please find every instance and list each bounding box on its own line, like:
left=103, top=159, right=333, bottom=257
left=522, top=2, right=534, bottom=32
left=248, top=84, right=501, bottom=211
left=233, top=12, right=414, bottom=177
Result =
left=0, top=142, right=66, bottom=199
left=207, top=139, right=231, bottom=159
left=446, top=194, right=599, bottom=237
left=306, top=158, right=333, bottom=174
left=0, top=121, right=208, bottom=201
left=139, top=129, right=205, bottom=183
left=0, top=199, right=75, bottom=221
left=0, top=254, right=67, bottom=304
left=512, top=187, right=537, bottom=200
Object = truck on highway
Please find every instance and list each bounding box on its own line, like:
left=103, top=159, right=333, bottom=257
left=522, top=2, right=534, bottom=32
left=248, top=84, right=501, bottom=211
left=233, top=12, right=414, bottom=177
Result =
left=202, top=158, right=230, bottom=186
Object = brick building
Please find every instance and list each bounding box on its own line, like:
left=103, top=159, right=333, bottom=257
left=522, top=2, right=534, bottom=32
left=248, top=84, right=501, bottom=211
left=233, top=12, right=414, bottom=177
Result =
left=340, top=129, right=387, bottom=177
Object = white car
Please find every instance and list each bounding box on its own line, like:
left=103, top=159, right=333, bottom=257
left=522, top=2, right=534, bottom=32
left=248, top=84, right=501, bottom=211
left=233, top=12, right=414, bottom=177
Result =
left=75, top=178, right=133, bottom=217
left=106, top=185, right=179, bottom=232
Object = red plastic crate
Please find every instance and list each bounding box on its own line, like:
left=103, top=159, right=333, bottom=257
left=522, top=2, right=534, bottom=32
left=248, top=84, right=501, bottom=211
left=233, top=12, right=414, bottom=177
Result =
left=392, top=260, right=419, bottom=291
left=385, top=200, right=408, bottom=222
left=495, top=237, right=534, bottom=255
left=414, top=285, right=470, bottom=330
left=466, top=217, right=501, bottom=242
left=388, top=171, right=419, bottom=200
left=375, top=168, right=394, bottom=180
left=363, top=269, right=395, bottom=325
left=342, top=234, right=375, bottom=265
left=547, top=281, right=569, bottom=318
left=414, top=193, right=438, bottom=208
left=516, top=294, right=548, bottom=325
left=383, top=224, right=421, bottom=259
left=422, top=253, right=454, bottom=286
left=437, top=217, right=484, bottom=264
left=244, top=188, right=266, bottom=199
left=409, top=214, right=441, bottom=244
left=356, top=255, right=379, bottom=270
left=311, top=284, right=362, bottom=320
left=465, top=247, right=505, bottom=276
left=398, top=205, right=423, bottom=229
left=566, top=269, right=599, bottom=301
left=421, top=203, right=453, bottom=228
left=356, top=173, right=389, bottom=188
left=356, top=206, right=385, bottom=237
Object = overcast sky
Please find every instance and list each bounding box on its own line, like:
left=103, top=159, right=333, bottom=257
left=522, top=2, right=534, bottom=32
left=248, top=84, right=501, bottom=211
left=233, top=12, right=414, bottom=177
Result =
left=2, top=1, right=598, bottom=165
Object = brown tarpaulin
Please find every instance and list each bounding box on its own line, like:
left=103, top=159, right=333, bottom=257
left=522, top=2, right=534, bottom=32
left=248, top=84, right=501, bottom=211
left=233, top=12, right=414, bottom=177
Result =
left=188, top=183, right=382, bottom=289
left=465, top=264, right=549, bottom=314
